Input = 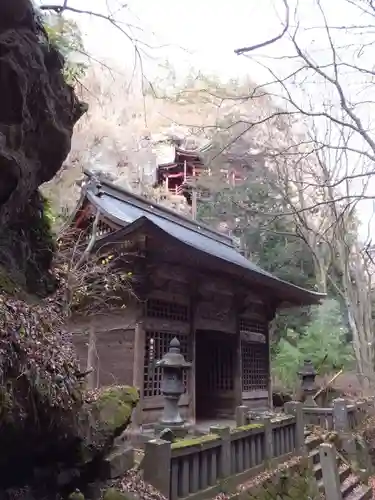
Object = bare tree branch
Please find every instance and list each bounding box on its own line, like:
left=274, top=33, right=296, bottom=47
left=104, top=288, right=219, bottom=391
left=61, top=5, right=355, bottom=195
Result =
left=234, top=0, right=290, bottom=55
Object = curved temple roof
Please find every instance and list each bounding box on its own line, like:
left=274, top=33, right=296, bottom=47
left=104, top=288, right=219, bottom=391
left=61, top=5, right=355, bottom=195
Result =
left=79, top=171, right=326, bottom=307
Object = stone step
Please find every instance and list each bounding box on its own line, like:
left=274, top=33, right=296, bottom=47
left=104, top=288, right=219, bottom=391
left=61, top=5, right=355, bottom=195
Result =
left=341, top=474, right=361, bottom=498
left=309, top=448, right=320, bottom=464
left=313, top=462, right=350, bottom=482
left=339, top=464, right=352, bottom=484
left=317, top=466, right=354, bottom=492
left=309, top=442, right=370, bottom=500
left=102, top=446, right=135, bottom=480
left=345, top=484, right=373, bottom=500
left=313, top=462, right=323, bottom=481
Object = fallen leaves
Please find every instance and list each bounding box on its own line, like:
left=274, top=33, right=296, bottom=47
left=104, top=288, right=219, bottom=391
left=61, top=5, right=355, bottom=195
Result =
left=115, top=469, right=167, bottom=500
left=369, top=475, right=375, bottom=499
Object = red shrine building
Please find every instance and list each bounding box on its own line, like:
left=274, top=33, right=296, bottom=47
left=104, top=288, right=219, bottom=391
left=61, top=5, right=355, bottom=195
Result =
left=153, top=140, right=247, bottom=208
left=155, top=146, right=205, bottom=205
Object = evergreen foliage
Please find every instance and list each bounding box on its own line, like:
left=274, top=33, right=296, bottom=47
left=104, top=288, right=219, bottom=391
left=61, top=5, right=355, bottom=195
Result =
left=273, top=299, right=355, bottom=390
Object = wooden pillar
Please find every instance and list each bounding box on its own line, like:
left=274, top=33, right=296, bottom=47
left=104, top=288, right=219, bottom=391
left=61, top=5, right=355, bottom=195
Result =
left=189, top=280, right=198, bottom=423
left=234, top=294, right=243, bottom=408
left=132, top=321, right=146, bottom=427
left=189, top=318, right=196, bottom=423
left=234, top=332, right=242, bottom=408
left=266, top=303, right=277, bottom=411
left=266, top=323, right=273, bottom=410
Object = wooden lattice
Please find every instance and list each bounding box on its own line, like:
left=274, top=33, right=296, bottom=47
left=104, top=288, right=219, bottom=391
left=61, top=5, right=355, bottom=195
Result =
left=243, top=302, right=265, bottom=317
left=96, top=219, right=113, bottom=238
left=145, top=298, right=189, bottom=322
left=240, top=317, right=267, bottom=344
left=143, top=331, right=190, bottom=397
left=240, top=317, right=266, bottom=334
left=241, top=341, right=268, bottom=391
left=206, top=341, right=234, bottom=391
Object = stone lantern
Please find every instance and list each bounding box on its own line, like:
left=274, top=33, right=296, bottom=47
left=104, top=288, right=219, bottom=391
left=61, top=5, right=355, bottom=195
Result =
left=298, top=359, right=317, bottom=407
left=156, top=337, right=192, bottom=432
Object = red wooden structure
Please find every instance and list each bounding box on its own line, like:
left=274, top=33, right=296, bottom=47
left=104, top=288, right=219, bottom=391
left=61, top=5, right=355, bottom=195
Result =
left=156, top=147, right=205, bottom=204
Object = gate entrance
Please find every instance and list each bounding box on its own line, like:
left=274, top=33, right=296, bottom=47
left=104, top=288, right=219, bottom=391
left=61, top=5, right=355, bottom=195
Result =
left=195, top=330, right=236, bottom=419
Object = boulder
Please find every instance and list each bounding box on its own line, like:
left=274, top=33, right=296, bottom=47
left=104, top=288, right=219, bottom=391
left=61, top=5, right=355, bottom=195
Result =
left=80, top=386, right=139, bottom=464
left=101, top=447, right=135, bottom=480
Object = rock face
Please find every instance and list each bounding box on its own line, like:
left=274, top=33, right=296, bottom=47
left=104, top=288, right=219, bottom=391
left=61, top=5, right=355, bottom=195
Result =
left=0, top=350, right=139, bottom=492
left=0, top=293, right=138, bottom=490
left=0, top=0, right=86, bottom=294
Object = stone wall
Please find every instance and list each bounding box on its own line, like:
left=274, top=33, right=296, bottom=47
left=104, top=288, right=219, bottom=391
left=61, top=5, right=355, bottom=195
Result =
left=236, top=457, right=319, bottom=500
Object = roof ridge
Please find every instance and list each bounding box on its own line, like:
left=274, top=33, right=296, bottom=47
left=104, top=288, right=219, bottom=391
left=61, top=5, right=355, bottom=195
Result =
left=83, top=169, right=235, bottom=247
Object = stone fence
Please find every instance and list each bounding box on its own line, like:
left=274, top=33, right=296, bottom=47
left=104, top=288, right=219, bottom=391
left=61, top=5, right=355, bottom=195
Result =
left=143, top=406, right=304, bottom=500
left=301, top=400, right=366, bottom=430
left=235, top=398, right=367, bottom=432
left=143, top=399, right=367, bottom=500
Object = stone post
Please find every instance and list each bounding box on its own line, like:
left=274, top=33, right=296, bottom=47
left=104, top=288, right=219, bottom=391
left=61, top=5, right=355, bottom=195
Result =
left=210, top=425, right=231, bottom=478
left=263, top=416, right=274, bottom=465
left=284, top=401, right=306, bottom=455
left=333, top=398, right=356, bottom=457
left=143, top=439, right=171, bottom=498
left=333, top=398, right=349, bottom=432
left=319, top=443, right=342, bottom=500
left=235, top=405, right=248, bottom=427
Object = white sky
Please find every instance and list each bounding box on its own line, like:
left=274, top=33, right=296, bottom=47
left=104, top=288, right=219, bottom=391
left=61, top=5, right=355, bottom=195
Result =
left=38, top=0, right=375, bottom=240
left=40, top=0, right=297, bottom=80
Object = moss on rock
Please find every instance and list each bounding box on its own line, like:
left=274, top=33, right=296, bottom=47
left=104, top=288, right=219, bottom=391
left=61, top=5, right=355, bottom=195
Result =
left=69, top=490, right=85, bottom=500
left=79, top=386, right=139, bottom=464
left=93, top=386, right=139, bottom=431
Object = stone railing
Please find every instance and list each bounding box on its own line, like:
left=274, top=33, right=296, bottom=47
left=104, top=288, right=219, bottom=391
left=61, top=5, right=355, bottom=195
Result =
left=302, top=406, right=334, bottom=429
left=143, top=407, right=304, bottom=500
left=235, top=399, right=367, bottom=433
left=302, top=399, right=366, bottom=431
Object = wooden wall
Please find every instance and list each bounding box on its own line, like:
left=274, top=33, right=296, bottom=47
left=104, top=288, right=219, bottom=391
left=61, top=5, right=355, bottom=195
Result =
left=69, top=261, right=273, bottom=425
left=69, top=305, right=139, bottom=389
